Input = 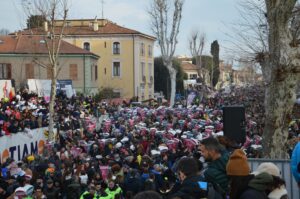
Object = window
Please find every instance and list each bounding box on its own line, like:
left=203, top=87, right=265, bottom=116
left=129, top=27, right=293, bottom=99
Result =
left=113, top=62, right=120, bottom=77
left=148, top=63, right=153, bottom=82
left=26, top=64, right=34, bottom=79
left=83, top=42, right=90, bottom=51
left=140, top=43, right=145, bottom=56
left=69, top=64, right=78, bottom=80
left=190, top=74, right=197, bottom=79
left=141, top=62, right=145, bottom=81
left=148, top=45, right=152, bottom=57
left=0, top=63, right=11, bottom=79
left=113, top=42, right=120, bottom=54
left=91, top=65, right=98, bottom=81
left=95, top=65, right=98, bottom=80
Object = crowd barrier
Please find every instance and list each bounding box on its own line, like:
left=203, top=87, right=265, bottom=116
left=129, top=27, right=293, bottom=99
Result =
left=248, top=158, right=300, bottom=199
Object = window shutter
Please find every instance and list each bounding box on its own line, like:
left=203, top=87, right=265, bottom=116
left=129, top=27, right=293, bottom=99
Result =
left=6, top=64, right=11, bottom=79
left=69, top=64, right=78, bottom=80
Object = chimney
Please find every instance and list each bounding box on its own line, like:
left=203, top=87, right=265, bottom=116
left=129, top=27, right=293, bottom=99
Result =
left=43, top=21, right=48, bottom=32
left=93, top=20, right=99, bottom=31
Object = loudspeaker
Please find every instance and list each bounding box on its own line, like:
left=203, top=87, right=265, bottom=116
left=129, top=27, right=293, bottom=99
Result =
left=223, top=106, right=246, bottom=144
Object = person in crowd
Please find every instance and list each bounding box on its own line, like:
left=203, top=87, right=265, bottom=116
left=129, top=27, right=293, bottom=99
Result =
left=252, top=162, right=288, bottom=199
left=105, top=179, right=122, bottom=198
left=226, top=149, right=274, bottom=199
left=80, top=184, right=99, bottom=199
left=199, top=137, right=229, bottom=195
left=291, top=141, right=300, bottom=188
left=134, top=190, right=163, bottom=199
left=43, top=179, right=59, bottom=199
left=167, top=157, right=207, bottom=199
left=33, top=186, right=46, bottom=199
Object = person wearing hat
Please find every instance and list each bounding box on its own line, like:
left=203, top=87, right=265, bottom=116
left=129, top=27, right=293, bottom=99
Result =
left=252, top=162, right=288, bottom=199
left=226, top=149, right=274, bottom=199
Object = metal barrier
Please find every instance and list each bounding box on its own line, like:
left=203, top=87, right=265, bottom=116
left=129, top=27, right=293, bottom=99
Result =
left=248, top=158, right=300, bottom=199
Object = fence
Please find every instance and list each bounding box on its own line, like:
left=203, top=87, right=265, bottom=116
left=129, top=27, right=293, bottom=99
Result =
left=248, top=158, right=300, bottom=199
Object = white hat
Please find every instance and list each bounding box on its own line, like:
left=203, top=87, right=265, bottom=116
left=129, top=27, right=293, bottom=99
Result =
left=115, top=142, right=122, bottom=149
left=151, top=150, right=161, bottom=156
left=121, top=137, right=129, bottom=143
left=158, top=146, right=168, bottom=152
left=252, top=162, right=281, bottom=177
left=130, top=145, right=135, bottom=151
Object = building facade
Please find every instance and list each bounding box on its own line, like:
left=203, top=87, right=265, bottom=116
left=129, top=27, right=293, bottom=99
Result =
left=53, top=19, right=156, bottom=100
left=0, top=35, right=99, bottom=93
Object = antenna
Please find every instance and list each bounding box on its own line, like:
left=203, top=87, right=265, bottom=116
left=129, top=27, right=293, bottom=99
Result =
left=101, top=0, right=105, bottom=19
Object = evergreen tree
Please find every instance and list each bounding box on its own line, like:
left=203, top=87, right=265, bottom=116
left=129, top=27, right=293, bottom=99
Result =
left=210, top=40, right=220, bottom=87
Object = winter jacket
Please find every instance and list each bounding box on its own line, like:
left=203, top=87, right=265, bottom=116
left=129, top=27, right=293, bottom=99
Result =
left=240, top=172, right=273, bottom=199
left=168, top=175, right=207, bottom=199
left=105, top=186, right=122, bottom=198
left=66, top=182, right=82, bottom=199
left=204, top=152, right=229, bottom=193
left=291, top=142, right=300, bottom=183
left=43, top=187, right=59, bottom=199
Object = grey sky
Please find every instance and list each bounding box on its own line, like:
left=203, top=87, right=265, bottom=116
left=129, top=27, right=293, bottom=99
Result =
left=0, top=0, right=240, bottom=60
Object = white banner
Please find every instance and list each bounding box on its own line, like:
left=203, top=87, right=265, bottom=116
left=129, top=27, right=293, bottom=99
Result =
left=28, top=79, right=51, bottom=98
left=0, top=128, right=47, bottom=163
left=0, top=80, right=14, bottom=99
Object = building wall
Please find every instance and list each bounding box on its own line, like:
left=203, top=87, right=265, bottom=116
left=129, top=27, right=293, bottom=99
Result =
left=0, top=55, right=98, bottom=94
left=64, top=35, right=155, bottom=100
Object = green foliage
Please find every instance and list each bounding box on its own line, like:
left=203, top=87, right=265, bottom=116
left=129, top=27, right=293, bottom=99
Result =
left=94, top=87, right=119, bottom=102
left=27, top=15, right=47, bottom=29
left=154, top=57, right=187, bottom=99
left=211, top=40, right=220, bottom=87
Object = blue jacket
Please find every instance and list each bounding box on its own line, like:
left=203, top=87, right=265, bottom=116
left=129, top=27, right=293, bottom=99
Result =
left=291, top=142, right=300, bottom=183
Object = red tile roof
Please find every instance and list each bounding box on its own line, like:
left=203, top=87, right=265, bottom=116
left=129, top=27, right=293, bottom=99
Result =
left=181, top=62, right=198, bottom=71
left=0, top=35, right=99, bottom=57
left=18, top=19, right=156, bottom=40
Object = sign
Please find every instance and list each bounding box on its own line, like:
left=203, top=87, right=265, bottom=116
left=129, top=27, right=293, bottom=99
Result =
left=57, top=80, right=73, bottom=98
left=187, top=92, right=196, bottom=106
left=0, top=80, right=14, bottom=99
left=0, top=128, right=47, bottom=163
left=28, top=79, right=51, bottom=98
left=183, top=80, right=197, bottom=89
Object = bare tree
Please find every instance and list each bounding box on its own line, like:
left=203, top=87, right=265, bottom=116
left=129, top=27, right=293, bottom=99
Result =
left=262, top=0, right=300, bottom=158
left=229, top=0, right=300, bottom=158
left=188, top=30, right=205, bottom=82
left=148, top=0, right=184, bottom=107
left=23, top=0, right=69, bottom=141
left=0, top=29, right=10, bottom=35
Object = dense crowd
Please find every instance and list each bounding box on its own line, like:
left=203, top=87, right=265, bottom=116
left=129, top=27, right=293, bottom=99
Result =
left=0, top=85, right=299, bottom=199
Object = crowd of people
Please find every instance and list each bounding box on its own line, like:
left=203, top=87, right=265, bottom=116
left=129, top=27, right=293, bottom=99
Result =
left=0, top=85, right=299, bottom=199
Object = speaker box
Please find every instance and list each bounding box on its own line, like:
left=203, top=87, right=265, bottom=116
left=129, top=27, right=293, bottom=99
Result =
left=223, top=106, right=246, bottom=144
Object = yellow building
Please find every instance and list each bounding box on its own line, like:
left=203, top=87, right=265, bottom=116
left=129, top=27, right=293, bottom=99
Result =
left=51, top=19, right=156, bottom=100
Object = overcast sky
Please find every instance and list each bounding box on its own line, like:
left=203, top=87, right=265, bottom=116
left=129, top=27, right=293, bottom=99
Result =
left=0, top=0, right=240, bottom=60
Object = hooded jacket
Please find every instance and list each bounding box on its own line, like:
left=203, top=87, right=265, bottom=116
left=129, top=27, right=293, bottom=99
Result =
left=240, top=172, right=273, bottom=199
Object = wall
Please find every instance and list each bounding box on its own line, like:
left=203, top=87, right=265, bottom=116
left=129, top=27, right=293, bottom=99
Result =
left=0, top=55, right=98, bottom=94
left=65, top=35, right=155, bottom=101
